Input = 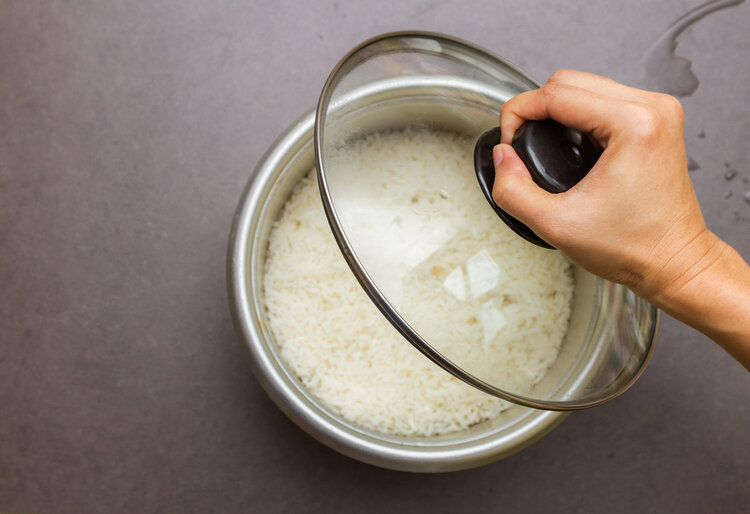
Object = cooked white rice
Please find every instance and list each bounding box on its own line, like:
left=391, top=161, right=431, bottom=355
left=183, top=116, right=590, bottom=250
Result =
left=263, top=127, right=574, bottom=437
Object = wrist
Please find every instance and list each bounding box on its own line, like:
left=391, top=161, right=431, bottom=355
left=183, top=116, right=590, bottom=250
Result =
left=640, top=236, right=750, bottom=369
left=633, top=228, right=725, bottom=306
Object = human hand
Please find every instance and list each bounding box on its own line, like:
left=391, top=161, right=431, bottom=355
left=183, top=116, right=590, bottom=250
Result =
left=492, top=69, right=719, bottom=301
left=492, top=70, right=750, bottom=370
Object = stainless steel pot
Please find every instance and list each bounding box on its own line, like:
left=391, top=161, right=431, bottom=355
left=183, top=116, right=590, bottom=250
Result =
left=227, top=32, right=659, bottom=471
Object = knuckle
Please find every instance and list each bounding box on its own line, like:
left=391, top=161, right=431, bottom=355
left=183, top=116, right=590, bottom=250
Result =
left=541, top=81, right=568, bottom=102
left=500, top=101, right=512, bottom=117
left=500, top=96, right=521, bottom=118
left=626, top=104, right=662, bottom=141
left=548, top=69, right=576, bottom=84
left=492, top=169, right=526, bottom=209
left=658, top=93, right=684, bottom=121
left=491, top=174, right=514, bottom=207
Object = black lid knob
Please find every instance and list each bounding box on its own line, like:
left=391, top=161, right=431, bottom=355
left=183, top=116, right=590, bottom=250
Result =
left=474, top=120, right=601, bottom=249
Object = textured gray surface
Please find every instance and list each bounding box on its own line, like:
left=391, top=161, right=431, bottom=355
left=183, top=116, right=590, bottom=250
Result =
left=1, top=1, right=749, bottom=512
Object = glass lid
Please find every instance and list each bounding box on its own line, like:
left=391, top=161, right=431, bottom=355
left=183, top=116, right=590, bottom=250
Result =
left=314, top=32, right=658, bottom=410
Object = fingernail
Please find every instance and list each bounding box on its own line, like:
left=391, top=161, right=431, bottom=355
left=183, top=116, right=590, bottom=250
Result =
left=493, top=144, right=504, bottom=167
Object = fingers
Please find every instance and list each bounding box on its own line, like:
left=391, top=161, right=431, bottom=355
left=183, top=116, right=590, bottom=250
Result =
left=499, top=82, right=629, bottom=145
left=492, top=144, right=560, bottom=231
left=546, top=69, right=653, bottom=103
left=499, top=70, right=681, bottom=146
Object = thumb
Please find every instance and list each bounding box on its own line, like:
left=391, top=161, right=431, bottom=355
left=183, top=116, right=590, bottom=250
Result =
left=491, top=143, right=560, bottom=228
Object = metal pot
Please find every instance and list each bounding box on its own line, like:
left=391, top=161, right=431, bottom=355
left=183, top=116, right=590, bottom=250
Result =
left=227, top=32, right=659, bottom=471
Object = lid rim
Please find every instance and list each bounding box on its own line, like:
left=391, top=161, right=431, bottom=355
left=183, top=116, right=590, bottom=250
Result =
left=313, top=31, right=659, bottom=411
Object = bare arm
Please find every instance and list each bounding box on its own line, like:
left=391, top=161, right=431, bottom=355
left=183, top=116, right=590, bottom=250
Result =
left=491, top=69, right=750, bottom=370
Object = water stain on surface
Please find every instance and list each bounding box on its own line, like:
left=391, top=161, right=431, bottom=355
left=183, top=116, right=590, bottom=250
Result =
left=640, top=1, right=747, bottom=204
left=641, top=0, right=745, bottom=97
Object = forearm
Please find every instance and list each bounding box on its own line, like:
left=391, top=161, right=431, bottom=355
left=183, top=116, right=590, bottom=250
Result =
left=642, top=233, right=750, bottom=370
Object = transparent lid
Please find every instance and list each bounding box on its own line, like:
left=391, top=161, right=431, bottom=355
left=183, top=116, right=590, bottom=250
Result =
left=314, top=32, right=658, bottom=410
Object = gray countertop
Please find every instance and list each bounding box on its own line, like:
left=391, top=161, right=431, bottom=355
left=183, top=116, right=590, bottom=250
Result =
left=1, top=1, right=748, bottom=512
